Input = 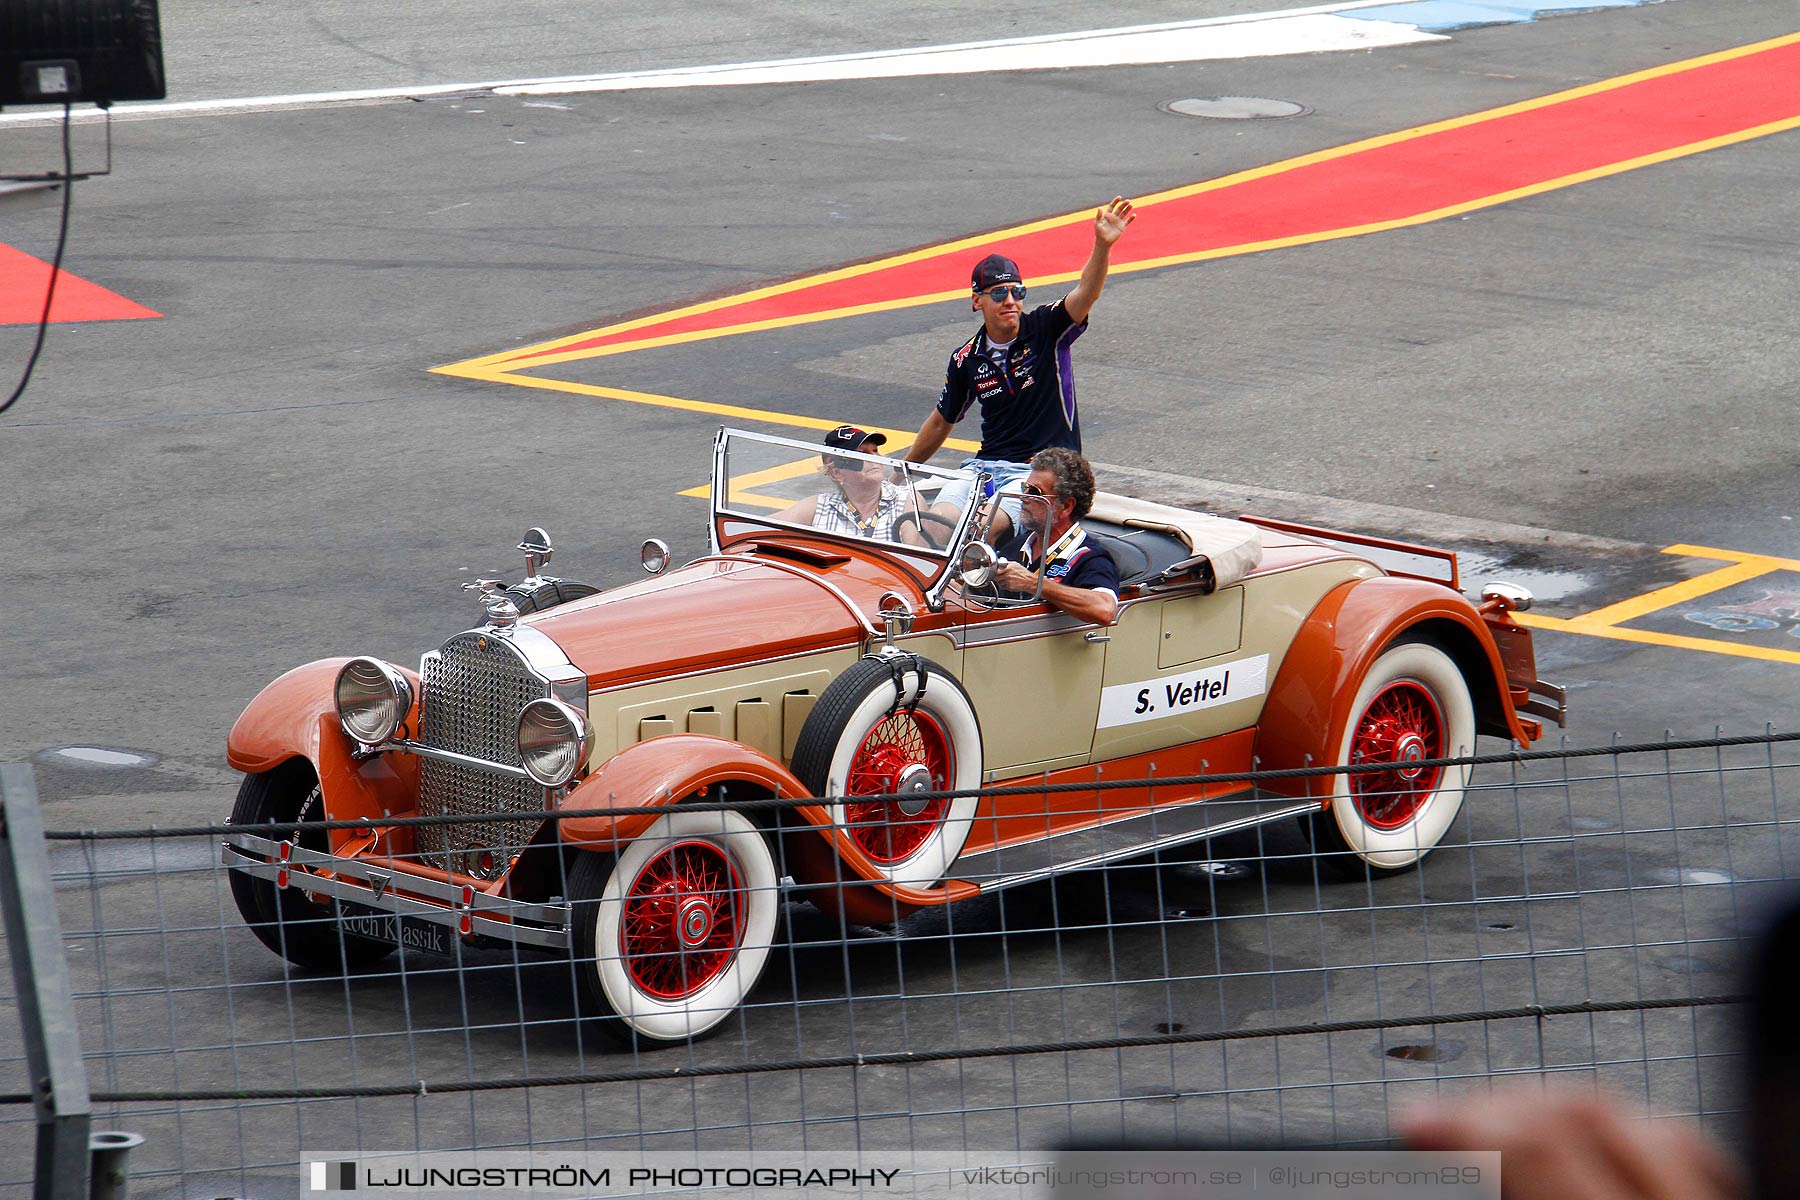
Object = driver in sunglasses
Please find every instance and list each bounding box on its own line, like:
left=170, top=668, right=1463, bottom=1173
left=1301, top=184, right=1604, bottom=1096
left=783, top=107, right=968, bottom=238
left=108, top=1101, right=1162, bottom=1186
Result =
left=903, top=196, right=1136, bottom=547
left=992, top=448, right=1119, bottom=626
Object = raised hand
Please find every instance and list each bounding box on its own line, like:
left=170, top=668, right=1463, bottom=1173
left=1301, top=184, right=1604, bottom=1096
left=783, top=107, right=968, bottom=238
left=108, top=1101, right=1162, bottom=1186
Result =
left=1094, top=196, right=1136, bottom=246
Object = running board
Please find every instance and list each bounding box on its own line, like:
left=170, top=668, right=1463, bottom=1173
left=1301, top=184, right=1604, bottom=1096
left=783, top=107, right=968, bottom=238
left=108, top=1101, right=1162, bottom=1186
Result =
left=948, top=794, right=1323, bottom=894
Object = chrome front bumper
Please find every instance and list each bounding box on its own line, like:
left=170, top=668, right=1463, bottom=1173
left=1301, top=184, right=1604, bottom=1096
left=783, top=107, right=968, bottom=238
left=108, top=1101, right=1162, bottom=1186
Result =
left=1520, top=679, right=1568, bottom=728
left=220, top=833, right=571, bottom=951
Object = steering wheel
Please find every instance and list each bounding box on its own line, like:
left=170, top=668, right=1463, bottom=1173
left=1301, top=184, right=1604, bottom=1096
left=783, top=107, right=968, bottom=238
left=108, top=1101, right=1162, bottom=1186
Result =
left=895, top=509, right=959, bottom=550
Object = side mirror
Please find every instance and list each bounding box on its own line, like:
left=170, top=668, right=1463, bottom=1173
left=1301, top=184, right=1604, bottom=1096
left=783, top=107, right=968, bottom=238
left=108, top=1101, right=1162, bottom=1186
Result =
left=877, top=591, right=915, bottom=637
left=1480, top=582, right=1534, bottom=612
left=518, top=527, right=554, bottom=578
left=640, top=538, right=672, bottom=575
left=958, top=541, right=997, bottom=588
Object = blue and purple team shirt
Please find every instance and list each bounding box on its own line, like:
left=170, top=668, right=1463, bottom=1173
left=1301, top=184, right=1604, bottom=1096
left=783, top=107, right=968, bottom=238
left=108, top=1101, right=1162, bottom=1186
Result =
left=936, top=300, right=1087, bottom=462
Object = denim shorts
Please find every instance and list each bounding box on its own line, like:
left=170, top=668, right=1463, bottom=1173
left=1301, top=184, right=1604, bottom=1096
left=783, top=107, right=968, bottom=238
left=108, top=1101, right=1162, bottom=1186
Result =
left=931, top=456, right=1033, bottom=530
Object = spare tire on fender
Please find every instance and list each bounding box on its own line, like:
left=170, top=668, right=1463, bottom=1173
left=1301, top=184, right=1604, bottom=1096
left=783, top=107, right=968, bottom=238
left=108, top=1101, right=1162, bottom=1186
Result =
left=790, top=654, right=983, bottom=887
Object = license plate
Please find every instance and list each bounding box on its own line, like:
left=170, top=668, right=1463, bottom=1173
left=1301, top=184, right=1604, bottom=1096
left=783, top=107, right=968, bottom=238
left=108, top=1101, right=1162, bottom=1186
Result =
left=334, top=900, right=453, bottom=956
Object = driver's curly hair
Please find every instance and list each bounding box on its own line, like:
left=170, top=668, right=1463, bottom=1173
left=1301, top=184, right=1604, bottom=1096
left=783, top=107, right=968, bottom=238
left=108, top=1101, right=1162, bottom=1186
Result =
left=1030, top=447, right=1096, bottom=521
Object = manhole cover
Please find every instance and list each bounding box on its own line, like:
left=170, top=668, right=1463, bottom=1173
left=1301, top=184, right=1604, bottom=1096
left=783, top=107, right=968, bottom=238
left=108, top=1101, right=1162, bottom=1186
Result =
left=1384, top=1039, right=1465, bottom=1064
left=35, top=745, right=161, bottom=770
left=1160, top=96, right=1311, bottom=120
left=1656, top=955, right=1718, bottom=976
left=1648, top=867, right=1733, bottom=886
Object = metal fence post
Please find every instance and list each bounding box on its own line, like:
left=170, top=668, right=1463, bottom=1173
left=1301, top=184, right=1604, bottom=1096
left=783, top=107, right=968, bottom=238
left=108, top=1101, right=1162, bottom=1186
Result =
left=0, top=763, right=92, bottom=1200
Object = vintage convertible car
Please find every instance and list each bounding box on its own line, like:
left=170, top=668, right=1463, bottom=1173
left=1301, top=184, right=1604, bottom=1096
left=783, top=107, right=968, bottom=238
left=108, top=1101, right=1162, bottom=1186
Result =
left=222, top=428, right=1565, bottom=1044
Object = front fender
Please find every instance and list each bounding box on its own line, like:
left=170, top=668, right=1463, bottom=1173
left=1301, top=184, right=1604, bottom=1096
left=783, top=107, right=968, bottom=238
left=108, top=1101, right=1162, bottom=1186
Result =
left=1254, top=576, right=1531, bottom=796
left=558, top=735, right=976, bottom=919
left=226, top=658, right=354, bottom=773
left=225, top=658, right=423, bottom=840
left=557, top=734, right=812, bottom=847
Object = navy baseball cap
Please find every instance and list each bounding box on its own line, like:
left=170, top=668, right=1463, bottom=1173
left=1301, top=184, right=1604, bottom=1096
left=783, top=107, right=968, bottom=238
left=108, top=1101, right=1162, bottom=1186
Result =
left=971, top=253, right=1022, bottom=291
left=822, top=425, right=886, bottom=454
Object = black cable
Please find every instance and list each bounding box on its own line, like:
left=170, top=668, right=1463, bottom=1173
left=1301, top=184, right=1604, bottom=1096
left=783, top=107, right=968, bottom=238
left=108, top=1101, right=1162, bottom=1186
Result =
left=38, top=727, right=1800, bottom=840
left=0, top=100, right=76, bottom=418
left=0, top=993, right=1745, bottom=1104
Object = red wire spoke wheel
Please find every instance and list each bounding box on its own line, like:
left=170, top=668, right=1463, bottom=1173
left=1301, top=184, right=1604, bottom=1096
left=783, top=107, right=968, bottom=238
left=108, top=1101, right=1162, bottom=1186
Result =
left=621, top=840, right=745, bottom=1000
left=790, top=655, right=984, bottom=890
left=569, top=807, right=780, bottom=1044
left=842, top=710, right=951, bottom=863
left=1347, top=680, right=1445, bottom=831
left=1307, top=641, right=1475, bottom=878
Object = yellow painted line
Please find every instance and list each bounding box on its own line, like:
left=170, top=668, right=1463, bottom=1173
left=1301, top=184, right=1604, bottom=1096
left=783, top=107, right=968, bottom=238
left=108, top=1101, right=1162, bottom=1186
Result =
left=1515, top=542, right=1800, bottom=664
left=1518, top=612, right=1800, bottom=667
left=434, top=33, right=1800, bottom=378
left=1566, top=558, right=1783, bottom=629
left=679, top=457, right=822, bottom=506
left=429, top=362, right=979, bottom=450
left=1664, top=543, right=1800, bottom=571
left=463, top=291, right=977, bottom=371
left=457, top=109, right=1800, bottom=373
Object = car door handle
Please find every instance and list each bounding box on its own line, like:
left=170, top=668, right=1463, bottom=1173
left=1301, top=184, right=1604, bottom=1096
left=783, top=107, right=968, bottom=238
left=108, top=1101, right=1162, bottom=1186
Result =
left=1084, top=631, right=1111, bottom=643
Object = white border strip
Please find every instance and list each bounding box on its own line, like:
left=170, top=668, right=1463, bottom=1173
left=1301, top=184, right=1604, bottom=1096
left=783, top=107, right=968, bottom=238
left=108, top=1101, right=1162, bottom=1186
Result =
left=0, top=0, right=1433, bottom=126
left=500, top=15, right=1441, bottom=95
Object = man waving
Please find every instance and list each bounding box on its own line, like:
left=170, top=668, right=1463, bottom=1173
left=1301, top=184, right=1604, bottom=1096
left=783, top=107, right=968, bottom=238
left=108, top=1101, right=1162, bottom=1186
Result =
left=905, top=196, right=1136, bottom=545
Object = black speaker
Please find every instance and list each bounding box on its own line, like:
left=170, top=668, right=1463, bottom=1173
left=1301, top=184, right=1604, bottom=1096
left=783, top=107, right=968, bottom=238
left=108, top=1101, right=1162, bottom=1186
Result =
left=1, top=0, right=165, bottom=107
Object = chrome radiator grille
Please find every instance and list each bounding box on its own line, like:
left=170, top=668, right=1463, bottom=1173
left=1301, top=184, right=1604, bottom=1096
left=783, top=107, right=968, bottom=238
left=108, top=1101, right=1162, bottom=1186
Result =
left=416, top=633, right=552, bottom=875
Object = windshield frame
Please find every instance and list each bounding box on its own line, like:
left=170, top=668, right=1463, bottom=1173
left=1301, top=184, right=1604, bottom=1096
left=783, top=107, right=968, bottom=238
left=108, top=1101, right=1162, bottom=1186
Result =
left=709, top=428, right=981, bottom=577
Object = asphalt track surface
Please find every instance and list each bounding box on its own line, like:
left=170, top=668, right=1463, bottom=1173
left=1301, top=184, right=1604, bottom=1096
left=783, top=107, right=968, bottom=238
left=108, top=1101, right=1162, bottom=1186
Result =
left=2, top=0, right=1798, bottom=1192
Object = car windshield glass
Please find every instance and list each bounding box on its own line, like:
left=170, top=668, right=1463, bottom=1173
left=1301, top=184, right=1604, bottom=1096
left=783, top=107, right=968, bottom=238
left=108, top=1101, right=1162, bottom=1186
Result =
left=715, top=429, right=976, bottom=555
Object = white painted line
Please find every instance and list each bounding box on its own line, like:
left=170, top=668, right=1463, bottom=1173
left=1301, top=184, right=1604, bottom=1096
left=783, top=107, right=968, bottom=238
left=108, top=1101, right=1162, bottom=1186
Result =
left=500, top=13, right=1443, bottom=96
left=0, top=0, right=1442, bottom=126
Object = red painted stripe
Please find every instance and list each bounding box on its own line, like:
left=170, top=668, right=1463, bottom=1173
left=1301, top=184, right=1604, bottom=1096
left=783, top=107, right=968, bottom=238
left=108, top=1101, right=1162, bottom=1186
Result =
left=503, top=38, right=1800, bottom=365
left=0, top=243, right=162, bottom=325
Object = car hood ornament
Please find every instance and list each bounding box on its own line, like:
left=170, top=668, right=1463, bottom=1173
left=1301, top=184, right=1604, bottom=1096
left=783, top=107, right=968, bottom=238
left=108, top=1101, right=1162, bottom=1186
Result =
left=462, top=577, right=520, bottom=630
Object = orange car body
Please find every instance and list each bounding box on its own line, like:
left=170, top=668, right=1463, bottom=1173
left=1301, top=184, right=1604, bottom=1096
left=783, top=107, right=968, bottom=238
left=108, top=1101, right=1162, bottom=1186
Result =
left=222, top=429, right=1563, bottom=1040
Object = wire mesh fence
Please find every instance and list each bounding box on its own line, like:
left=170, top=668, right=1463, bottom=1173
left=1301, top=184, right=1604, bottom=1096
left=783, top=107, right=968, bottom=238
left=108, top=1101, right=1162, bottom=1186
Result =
left=3, top=729, right=1795, bottom=1196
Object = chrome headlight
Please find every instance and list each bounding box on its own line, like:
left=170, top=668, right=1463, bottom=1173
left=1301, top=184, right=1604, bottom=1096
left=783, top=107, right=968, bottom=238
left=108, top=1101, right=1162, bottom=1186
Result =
left=958, top=541, right=997, bottom=588
left=335, top=657, right=413, bottom=745
left=516, top=698, right=593, bottom=787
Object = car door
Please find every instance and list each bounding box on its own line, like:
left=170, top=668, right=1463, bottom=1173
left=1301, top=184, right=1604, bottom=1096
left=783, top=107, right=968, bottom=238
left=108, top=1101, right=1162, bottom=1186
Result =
left=958, top=604, right=1108, bottom=780
left=1090, top=585, right=1264, bottom=762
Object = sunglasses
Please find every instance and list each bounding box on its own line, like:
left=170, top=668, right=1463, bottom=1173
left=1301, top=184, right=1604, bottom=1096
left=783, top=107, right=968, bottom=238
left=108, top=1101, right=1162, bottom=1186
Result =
left=981, top=285, right=1027, bottom=302
left=1021, top=483, right=1048, bottom=497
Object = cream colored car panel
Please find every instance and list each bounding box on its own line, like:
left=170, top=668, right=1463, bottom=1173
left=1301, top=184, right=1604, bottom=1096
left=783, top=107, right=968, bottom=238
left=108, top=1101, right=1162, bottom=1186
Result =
left=589, top=635, right=959, bottom=769
left=959, top=612, right=1106, bottom=779
left=1157, top=588, right=1245, bottom=669
left=1090, top=561, right=1378, bottom=762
